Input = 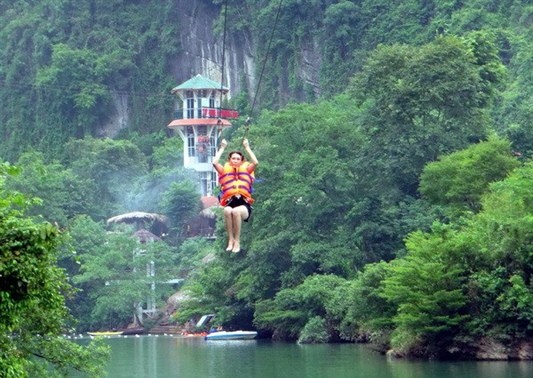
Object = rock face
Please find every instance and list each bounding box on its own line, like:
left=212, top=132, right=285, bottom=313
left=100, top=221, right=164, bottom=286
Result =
left=385, top=337, right=533, bottom=360
left=169, top=0, right=256, bottom=99
left=168, top=0, right=320, bottom=101
left=475, top=338, right=533, bottom=360
left=100, top=1, right=322, bottom=137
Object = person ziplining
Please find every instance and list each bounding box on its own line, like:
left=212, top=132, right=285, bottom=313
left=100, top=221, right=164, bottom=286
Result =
left=208, top=0, right=280, bottom=253
left=213, top=138, right=258, bottom=253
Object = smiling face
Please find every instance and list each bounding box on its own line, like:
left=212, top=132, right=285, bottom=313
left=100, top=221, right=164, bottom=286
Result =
left=228, top=151, right=244, bottom=167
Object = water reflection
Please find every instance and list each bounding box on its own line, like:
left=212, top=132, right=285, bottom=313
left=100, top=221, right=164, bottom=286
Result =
left=80, top=335, right=532, bottom=378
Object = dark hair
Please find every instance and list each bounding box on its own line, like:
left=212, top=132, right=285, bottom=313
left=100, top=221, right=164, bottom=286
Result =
left=227, top=151, right=245, bottom=161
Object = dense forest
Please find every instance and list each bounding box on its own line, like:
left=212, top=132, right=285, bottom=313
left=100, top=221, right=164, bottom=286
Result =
left=1, top=0, right=532, bottom=375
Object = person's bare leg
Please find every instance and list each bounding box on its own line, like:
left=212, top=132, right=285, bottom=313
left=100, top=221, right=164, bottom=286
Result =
left=224, top=207, right=235, bottom=251
left=231, top=206, right=249, bottom=253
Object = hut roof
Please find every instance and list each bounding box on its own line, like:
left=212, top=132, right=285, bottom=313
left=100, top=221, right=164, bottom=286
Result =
left=133, top=229, right=161, bottom=243
left=106, top=211, right=169, bottom=226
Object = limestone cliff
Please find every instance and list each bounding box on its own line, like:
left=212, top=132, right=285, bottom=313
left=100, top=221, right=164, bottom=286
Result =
left=101, top=1, right=322, bottom=137
left=169, top=0, right=255, bottom=99
left=168, top=0, right=320, bottom=101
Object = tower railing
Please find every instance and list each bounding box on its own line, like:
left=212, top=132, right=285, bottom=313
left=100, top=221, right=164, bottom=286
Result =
left=173, top=108, right=239, bottom=120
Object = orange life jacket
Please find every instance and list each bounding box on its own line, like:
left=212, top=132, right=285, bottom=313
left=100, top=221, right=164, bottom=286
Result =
left=218, top=162, right=255, bottom=206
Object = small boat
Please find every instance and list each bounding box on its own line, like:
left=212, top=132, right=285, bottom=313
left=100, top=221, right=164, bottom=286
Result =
left=204, top=330, right=257, bottom=341
left=87, top=331, right=123, bottom=337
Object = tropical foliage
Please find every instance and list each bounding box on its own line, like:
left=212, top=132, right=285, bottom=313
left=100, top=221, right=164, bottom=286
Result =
left=0, top=0, right=531, bottom=370
left=174, top=33, right=530, bottom=357
left=0, top=163, right=109, bottom=378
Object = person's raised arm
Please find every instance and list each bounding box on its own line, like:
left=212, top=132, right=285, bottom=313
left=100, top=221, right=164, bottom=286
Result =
left=213, top=139, right=228, bottom=172
left=243, top=138, right=258, bottom=167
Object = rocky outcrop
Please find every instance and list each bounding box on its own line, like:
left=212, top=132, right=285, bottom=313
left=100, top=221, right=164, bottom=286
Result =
left=474, top=338, right=533, bottom=360
left=169, top=0, right=256, bottom=99
left=98, top=1, right=322, bottom=137
left=385, top=337, right=533, bottom=360
left=149, top=324, right=181, bottom=334
left=169, top=1, right=321, bottom=102
left=98, top=92, right=129, bottom=137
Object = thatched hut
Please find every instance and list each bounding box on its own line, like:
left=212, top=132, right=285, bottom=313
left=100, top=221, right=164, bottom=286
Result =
left=133, top=229, right=161, bottom=244
left=107, top=211, right=169, bottom=236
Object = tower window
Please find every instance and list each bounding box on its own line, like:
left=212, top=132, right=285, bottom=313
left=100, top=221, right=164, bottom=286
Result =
left=187, top=98, right=194, bottom=119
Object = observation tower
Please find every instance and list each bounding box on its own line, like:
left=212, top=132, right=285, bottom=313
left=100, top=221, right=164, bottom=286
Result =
left=167, top=74, right=238, bottom=196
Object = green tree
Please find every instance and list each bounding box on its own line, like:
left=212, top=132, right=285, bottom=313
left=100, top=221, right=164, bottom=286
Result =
left=178, top=92, right=438, bottom=335
left=419, top=136, right=520, bottom=214
left=298, top=316, right=329, bottom=344
left=174, top=254, right=256, bottom=331
left=0, top=0, right=178, bottom=160
left=35, top=43, right=123, bottom=138
left=61, top=215, right=108, bottom=332
left=381, top=225, right=471, bottom=357
left=0, top=162, right=109, bottom=377
left=320, top=0, right=363, bottom=96
left=465, top=162, right=533, bottom=337
left=334, top=261, right=396, bottom=342
left=73, top=226, right=178, bottom=329
left=350, top=33, right=506, bottom=196
left=149, top=135, right=184, bottom=170
left=254, top=274, right=347, bottom=341
left=496, top=44, right=533, bottom=159
left=6, top=151, right=95, bottom=227
left=62, top=137, right=149, bottom=220
left=160, top=179, right=202, bottom=241
left=379, top=162, right=532, bottom=357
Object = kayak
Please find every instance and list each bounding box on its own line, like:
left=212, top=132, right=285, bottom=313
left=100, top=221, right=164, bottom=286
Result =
left=87, top=331, right=123, bottom=336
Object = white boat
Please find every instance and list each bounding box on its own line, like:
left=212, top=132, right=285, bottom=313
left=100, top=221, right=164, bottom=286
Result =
left=204, top=330, right=257, bottom=341
left=87, top=331, right=123, bottom=337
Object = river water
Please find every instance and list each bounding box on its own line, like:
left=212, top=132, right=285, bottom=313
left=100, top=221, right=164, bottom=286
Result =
left=86, top=335, right=532, bottom=378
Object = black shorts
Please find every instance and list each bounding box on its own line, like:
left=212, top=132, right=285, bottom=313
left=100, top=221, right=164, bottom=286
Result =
left=226, top=196, right=252, bottom=222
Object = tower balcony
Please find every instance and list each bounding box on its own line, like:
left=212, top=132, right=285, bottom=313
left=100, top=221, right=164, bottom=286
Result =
left=173, top=107, right=239, bottom=120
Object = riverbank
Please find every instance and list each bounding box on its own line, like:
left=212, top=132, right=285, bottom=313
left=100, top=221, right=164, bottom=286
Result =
left=381, top=337, right=533, bottom=361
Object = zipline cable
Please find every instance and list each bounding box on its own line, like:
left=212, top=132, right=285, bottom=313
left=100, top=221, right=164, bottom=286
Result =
left=238, top=0, right=283, bottom=248
left=217, top=0, right=229, bottom=135
left=243, top=0, right=284, bottom=141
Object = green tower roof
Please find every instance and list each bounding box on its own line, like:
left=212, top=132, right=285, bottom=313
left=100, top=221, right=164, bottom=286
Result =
left=171, top=74, right=228, bottom=93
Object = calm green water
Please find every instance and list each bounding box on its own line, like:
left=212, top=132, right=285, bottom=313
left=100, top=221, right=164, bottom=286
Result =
left=90, top=335, right=532, bottom=378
